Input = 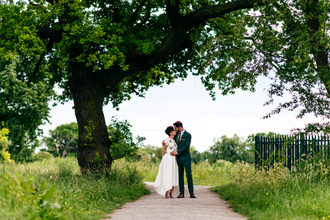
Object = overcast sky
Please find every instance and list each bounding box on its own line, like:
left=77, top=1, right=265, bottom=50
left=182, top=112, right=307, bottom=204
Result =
left=40, top=74, right=324, bottom=152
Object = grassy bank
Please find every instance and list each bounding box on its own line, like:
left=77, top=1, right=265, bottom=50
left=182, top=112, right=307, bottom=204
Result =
left=0, top=157, right=149, bottom=220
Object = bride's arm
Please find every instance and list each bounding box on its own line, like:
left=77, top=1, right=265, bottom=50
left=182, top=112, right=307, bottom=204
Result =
left=162, top=144, right=167, bottom=157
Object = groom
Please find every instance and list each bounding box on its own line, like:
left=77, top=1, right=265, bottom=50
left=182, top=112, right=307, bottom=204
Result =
left=168, top=121, right=196, bottom=198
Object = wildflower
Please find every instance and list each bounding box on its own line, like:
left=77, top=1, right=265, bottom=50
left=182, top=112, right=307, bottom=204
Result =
left=315, top=206, right=318, bottom=209
left=73, top=209, right=75, bottom=211
left=103, top=199, right=105, bottom=200
left=90, top=192, right=92, bottom=194
left=74, top=195, right=76, bottom=197
left=265, top=202, right=267, bottom=204
left=266, top=192, right=268, bottom=195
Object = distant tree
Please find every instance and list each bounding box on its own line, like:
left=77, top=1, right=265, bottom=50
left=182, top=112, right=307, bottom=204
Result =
left=0, top=58, right=54, bottom=162
left=199, top=150, right=213, bottom=163
left=209, top=134, right=253, bottom=163
left=190, top=146, right=202, bottom=164
left=42, top=122, right=78, bottom=158
left=133, top=145, right=161, bottom=163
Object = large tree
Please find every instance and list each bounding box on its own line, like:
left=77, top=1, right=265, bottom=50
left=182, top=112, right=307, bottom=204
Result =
left=0, top=0, right=264, bottom=172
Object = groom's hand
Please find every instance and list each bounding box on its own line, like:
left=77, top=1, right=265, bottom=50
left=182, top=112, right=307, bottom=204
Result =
left=170, top=151, right=177, bottom=156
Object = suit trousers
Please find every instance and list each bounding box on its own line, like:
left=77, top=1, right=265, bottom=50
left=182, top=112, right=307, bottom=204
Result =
left=177, top=156, right=194, bottom=195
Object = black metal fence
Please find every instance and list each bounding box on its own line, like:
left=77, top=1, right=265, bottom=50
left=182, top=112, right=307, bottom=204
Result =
left=255, top=134, right=330, bottom=170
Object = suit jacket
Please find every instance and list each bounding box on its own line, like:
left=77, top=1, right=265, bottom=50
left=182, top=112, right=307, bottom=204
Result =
left=175, top=130, right=192, bottom=161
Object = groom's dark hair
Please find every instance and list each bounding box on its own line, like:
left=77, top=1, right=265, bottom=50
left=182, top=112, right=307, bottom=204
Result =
left=165, top=126, right=174, bottom=136
left=173, top=121, right=182, bottom=128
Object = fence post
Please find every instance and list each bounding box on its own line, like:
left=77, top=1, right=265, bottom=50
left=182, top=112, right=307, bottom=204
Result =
left=300, top=133, right=305, bottom=160
left=255, top=136, right=260, bottom=170
left=287, top=135, right=291, bottom=170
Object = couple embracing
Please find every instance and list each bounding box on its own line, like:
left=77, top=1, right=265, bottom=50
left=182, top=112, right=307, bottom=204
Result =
left=154, top=121, right=196, bottom=199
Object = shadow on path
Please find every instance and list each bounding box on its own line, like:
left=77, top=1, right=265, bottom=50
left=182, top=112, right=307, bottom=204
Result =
left=104, top=182, right=246, bottom=220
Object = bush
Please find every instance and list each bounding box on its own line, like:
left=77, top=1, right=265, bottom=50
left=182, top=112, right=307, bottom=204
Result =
left=0, top=127, right=13, bottom=163
left=34, top=151, right=55, bottom=161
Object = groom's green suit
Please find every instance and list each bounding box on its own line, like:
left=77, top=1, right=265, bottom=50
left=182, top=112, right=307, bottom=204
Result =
left=175, top=130, right=194, bottom=195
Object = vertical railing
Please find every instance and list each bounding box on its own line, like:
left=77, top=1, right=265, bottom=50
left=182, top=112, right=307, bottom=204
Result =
left=255, top=134, right=330, bottom=170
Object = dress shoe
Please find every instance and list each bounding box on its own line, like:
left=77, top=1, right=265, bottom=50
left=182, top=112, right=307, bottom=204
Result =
left=190, top=194, right=196, bottom=198
left=177, top=194, right=184, bottom=198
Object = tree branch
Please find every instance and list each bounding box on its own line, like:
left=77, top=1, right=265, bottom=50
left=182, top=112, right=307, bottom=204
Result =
left=28, top=39, right=54, bottom=83
left=101, top=0, right=264, bottom=91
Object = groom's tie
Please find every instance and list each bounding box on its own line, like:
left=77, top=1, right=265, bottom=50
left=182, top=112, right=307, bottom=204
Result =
left=178, top=133, right=182, bottom=144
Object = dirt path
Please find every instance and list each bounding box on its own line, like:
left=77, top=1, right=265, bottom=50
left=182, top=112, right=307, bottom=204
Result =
left=104, top=182, right=246, bottom=220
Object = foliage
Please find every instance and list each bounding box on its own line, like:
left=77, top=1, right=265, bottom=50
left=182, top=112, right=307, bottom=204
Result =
left=108, top=117, right=145, bottom=160
left=42, top=122, right=79, bottom=158
left=241, top=0, right=330, bottom=133
left=0, top=157, right=149, bottom=220
left=0, top=58, right=54, bottom=162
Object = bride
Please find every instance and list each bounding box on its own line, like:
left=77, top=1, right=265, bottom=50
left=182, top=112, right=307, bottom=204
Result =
left=154, top=126, right=179, bottom=198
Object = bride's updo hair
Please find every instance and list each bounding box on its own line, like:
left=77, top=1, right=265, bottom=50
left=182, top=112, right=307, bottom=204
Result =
left=165, top=126, right=174, bottom=136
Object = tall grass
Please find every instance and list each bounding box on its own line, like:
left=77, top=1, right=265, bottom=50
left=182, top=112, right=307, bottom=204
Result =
left=211, top=158, right=330, bottom=220
left=130, top=158, right=249, bottom=186
left=0, top=157, right=149, bottom=220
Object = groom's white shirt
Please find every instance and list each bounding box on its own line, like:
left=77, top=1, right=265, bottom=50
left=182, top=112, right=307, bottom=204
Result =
left=179, top=129, right=185, bottom=141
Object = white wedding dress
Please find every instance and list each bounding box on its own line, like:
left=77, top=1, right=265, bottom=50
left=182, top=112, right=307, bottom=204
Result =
left=154, top=137, right=179, bottom=196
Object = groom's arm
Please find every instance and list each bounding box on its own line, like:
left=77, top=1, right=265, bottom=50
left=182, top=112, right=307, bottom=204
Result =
left=176, top=133, right=191, bottom=156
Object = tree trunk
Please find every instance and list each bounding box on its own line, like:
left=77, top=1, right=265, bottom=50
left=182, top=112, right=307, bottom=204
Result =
left=68, top=62, right=112, bottom=174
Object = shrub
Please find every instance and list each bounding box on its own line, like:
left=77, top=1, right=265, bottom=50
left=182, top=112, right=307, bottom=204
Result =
left=0, top=127, right=13, bottom=163
left=34, top=151, right=55, bottom=161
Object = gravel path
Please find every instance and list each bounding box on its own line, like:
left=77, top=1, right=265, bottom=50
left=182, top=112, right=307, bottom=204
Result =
left=104, top=182, right=247, bottom=220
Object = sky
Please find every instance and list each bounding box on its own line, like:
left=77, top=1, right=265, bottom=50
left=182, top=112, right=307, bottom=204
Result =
left=40, top=74, right=324, bottom=153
